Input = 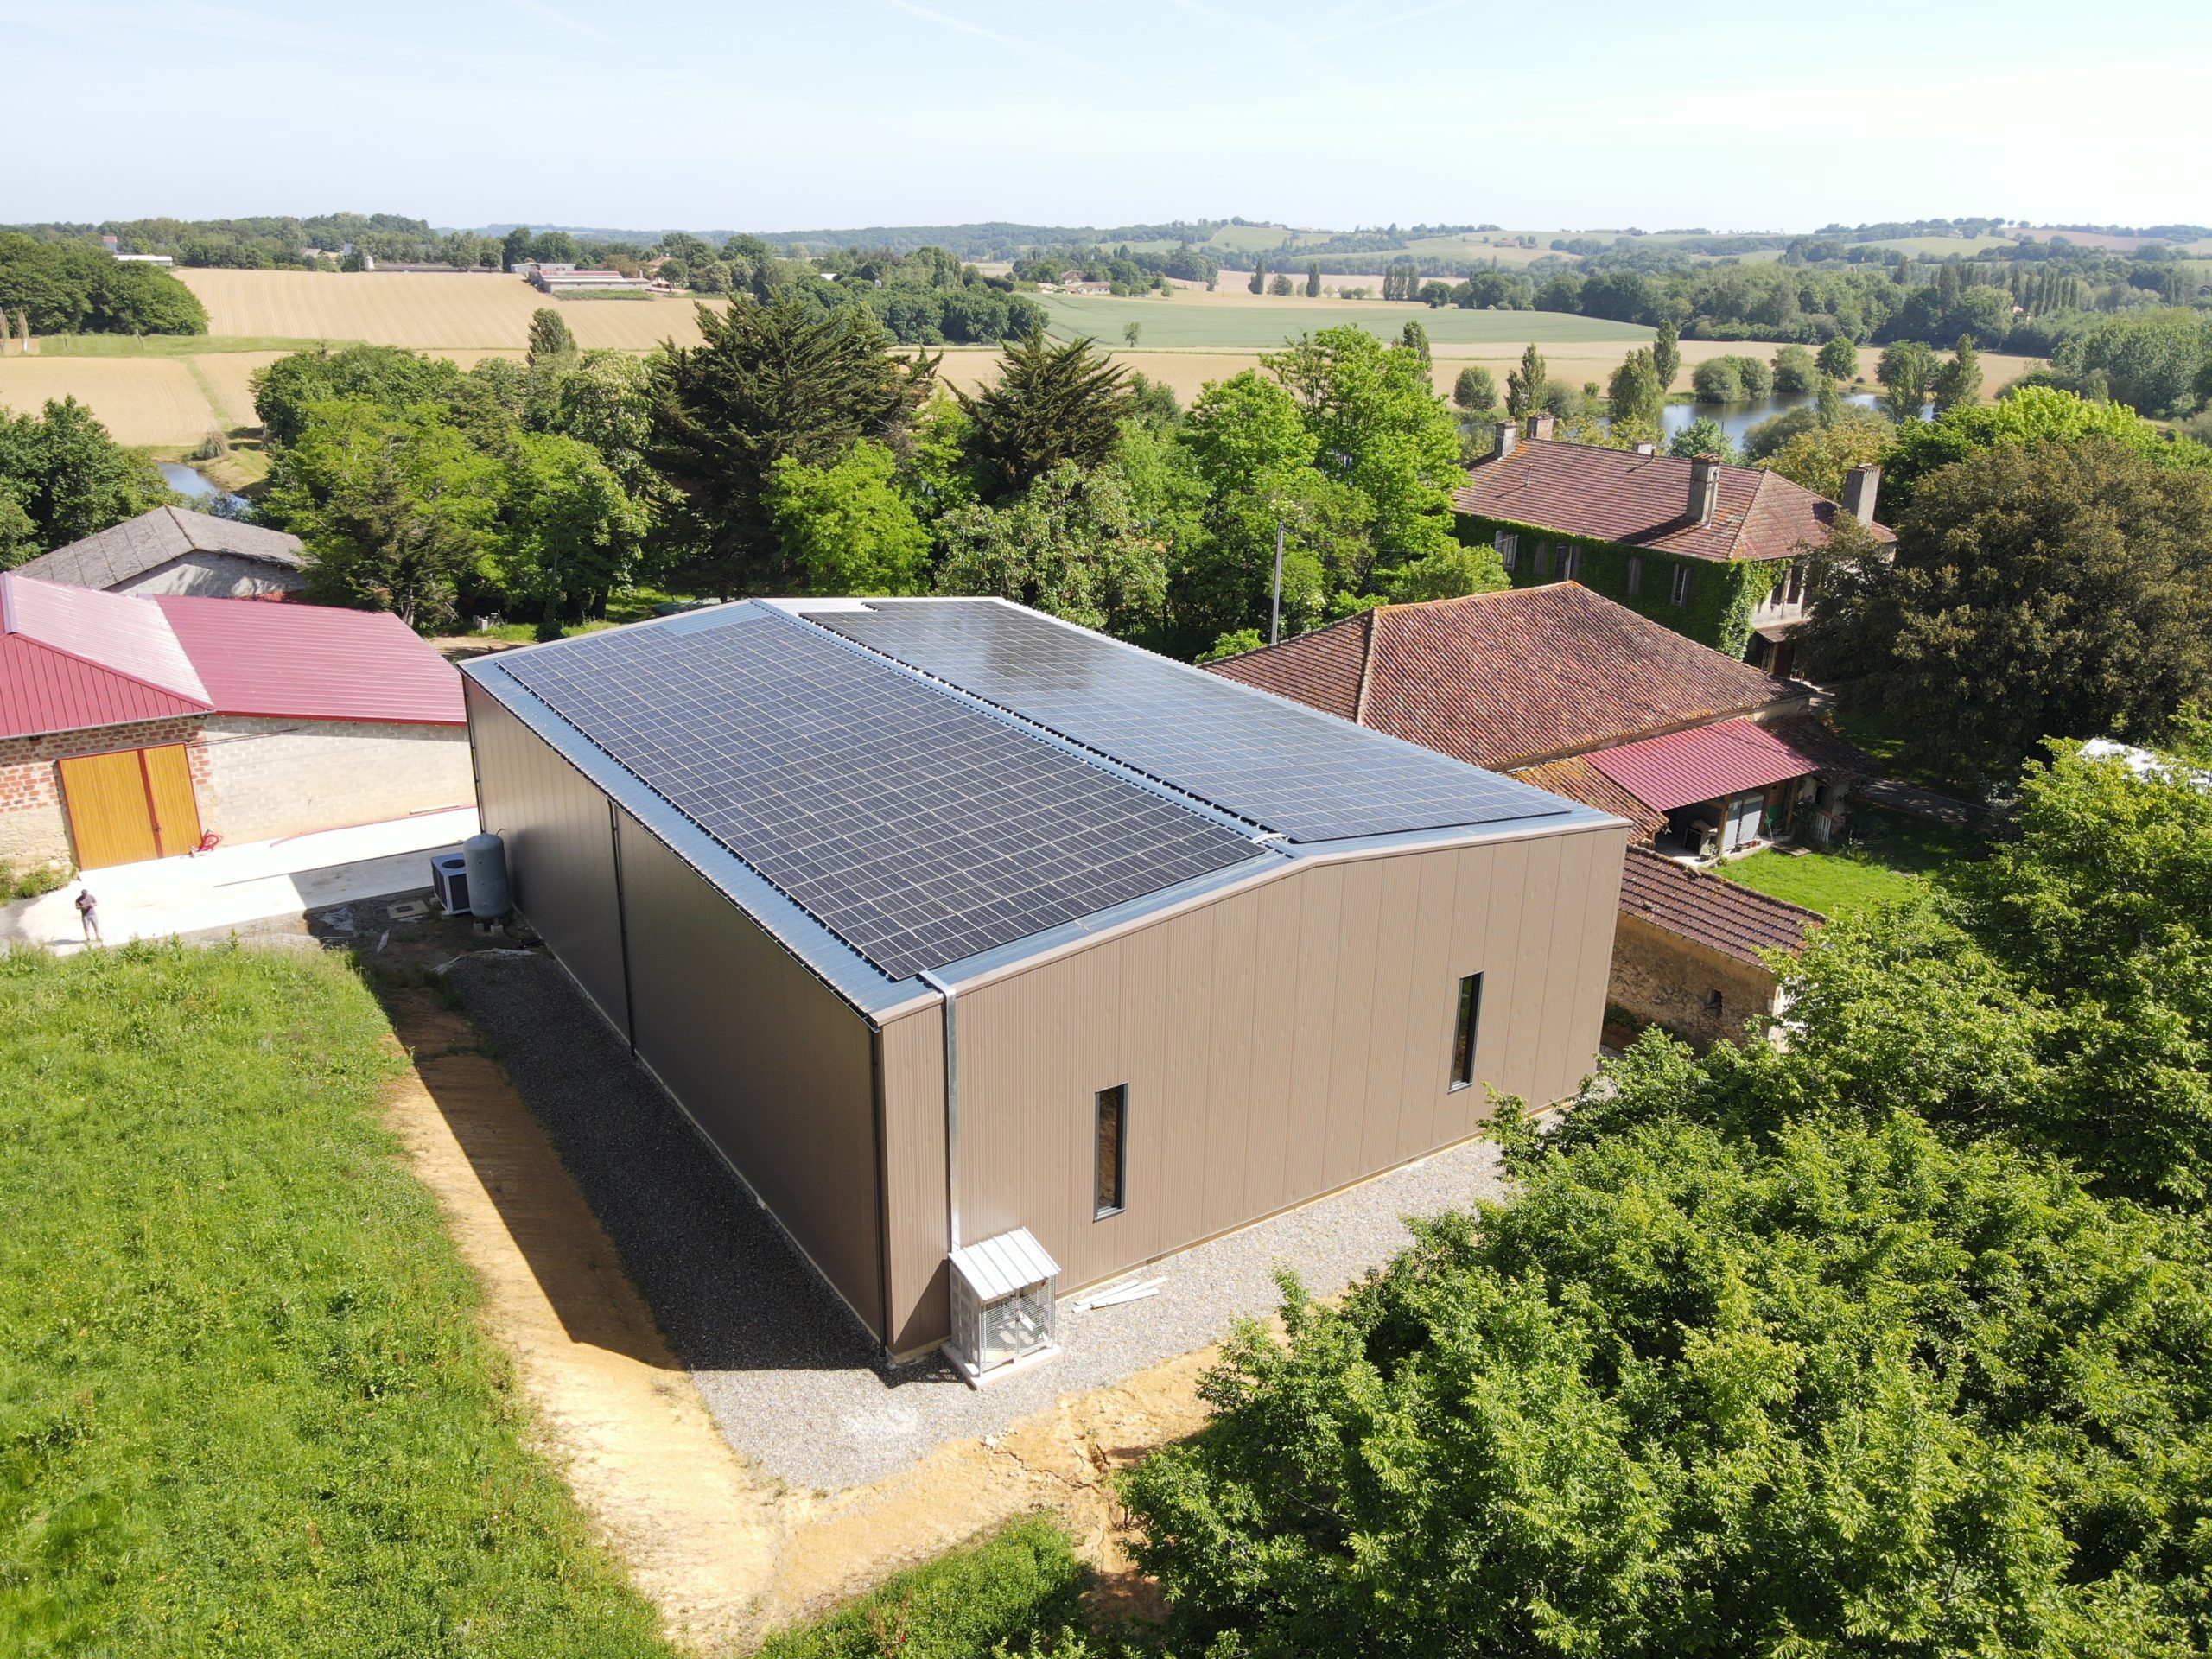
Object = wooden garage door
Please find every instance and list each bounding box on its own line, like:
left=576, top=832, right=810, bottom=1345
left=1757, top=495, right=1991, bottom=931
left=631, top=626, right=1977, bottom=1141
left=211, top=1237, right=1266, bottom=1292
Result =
left=60, top=745, right=204, bottom=869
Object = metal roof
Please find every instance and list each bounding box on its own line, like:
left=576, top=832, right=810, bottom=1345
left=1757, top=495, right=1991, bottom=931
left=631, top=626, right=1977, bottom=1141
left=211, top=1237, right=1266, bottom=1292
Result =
left=156, top=596, right=464, bottom=726
left=1585, top=717, right=1826, bottom=813
left=0, top=572, right=461, bottom=738
left=950, top=1228, right=1059, bottom=1300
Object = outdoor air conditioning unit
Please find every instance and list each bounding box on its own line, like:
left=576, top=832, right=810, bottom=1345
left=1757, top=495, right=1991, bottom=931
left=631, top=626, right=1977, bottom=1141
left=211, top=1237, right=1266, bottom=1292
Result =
left=430, top=853, right=469, bottom=917
left=946, top=1227, right=1059, bottom=1386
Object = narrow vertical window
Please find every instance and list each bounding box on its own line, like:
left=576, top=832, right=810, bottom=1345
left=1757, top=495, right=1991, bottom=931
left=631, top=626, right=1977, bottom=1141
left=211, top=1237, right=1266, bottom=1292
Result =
left=1534, top=543, right=1553, bottom=580
left=1559, top=545, right=1580, bottom=582
left=1493, top=531, right=1517, bottom=572
left=1450, top=973, right=1482, bottom=1090
left=1671, top=564, right=1694, bottom=607
left=1094, top=1084, right=1127, bottom=1218
left=1626, top=555, right=1643, bottom=595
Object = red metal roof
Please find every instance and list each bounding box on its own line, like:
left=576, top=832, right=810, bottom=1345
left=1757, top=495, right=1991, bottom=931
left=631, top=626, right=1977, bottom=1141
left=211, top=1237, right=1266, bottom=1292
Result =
left=0, top=573, right=212, bottom=738
left=155, top=596, right=465, bottom=726
left=1586, top=717, right=1825, bottom=812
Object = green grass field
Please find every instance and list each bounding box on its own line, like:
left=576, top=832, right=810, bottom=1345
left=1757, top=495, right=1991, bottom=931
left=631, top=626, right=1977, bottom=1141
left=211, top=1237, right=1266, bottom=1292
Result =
left=29, top=334, right=327, bottom=358
left=1037, top=293, right=1653, bottom=352
left=0, top=943, right=671, bottom=1658
left=1723, top=806, right=1983, bottom=918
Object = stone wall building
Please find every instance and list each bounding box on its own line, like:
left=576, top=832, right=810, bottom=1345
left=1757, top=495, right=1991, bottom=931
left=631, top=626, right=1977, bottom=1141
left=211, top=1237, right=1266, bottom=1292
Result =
left=1609, top=845, right=1822, bottom=1049
left=12, top=506, right=307, bottom=599
left=0, top=573, right=468, bottom=874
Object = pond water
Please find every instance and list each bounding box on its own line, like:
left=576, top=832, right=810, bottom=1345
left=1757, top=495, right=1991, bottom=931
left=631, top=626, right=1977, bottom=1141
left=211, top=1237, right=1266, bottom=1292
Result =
left=159, top=461, right=247, bottom=513
left=1659, top=391, right=1892, bottom=447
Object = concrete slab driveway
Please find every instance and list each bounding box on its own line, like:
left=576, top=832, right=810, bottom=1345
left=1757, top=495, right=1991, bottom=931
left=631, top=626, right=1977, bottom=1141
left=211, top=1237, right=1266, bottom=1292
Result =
left=1, top=806, right=477, bottom=952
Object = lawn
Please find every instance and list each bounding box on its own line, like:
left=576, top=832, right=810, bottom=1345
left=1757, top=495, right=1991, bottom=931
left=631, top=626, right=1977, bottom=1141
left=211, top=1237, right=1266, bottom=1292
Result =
left=0, top=943, right=671, bottom=1658
left=1035, top=292, right=1654, bottom=352
left=1723, top=805, right=1983, bottom=917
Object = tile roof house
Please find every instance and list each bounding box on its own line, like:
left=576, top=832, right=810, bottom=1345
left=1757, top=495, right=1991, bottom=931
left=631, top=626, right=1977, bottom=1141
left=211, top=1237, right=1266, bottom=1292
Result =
left=12, top=506, right=307, bottom=600
left=1450, top=429, right=1895, bottom=668
left=1211, top=584, right=1875, bottom=1048
left=0, top=573, right=470, bottom=872
left=1611, top=845, right=1824, bottom=1048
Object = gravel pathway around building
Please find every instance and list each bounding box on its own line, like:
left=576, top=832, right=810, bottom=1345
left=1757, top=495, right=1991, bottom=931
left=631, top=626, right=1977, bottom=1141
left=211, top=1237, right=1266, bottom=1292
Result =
left=448, top=950, right=1513, bottom=1492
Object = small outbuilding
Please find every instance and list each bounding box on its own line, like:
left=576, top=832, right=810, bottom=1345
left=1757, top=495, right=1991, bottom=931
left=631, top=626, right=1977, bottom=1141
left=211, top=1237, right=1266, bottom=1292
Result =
left=461, top=598, right=1629, bottom=1371
left=13, top=506, right=307, bottom=600
left=0, top=574, right=471, bottom=871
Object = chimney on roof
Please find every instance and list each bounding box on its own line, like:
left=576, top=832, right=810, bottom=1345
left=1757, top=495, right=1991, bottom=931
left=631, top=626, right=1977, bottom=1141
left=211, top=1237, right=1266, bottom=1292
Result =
left=1840, top=462, right=1881, bottom=526
left=1528, top=414, right=1557, bottom=441
left=1689, top=454, right=1721, bottom=526
left=1493, top=422, right=1517, bottom=461
left=1634, top=441, right=1657, bottom=455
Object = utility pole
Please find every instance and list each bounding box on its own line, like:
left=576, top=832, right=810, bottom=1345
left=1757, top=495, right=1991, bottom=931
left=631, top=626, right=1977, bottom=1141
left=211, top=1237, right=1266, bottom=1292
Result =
left=1270, top=519, right=1286, bottom=645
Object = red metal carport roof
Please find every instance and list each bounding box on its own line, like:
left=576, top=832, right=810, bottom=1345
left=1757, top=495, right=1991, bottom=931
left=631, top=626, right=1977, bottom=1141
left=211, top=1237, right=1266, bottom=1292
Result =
left=155, top=595, right=465, bottom=726
left=1585, top=717, right=1824, bottom=813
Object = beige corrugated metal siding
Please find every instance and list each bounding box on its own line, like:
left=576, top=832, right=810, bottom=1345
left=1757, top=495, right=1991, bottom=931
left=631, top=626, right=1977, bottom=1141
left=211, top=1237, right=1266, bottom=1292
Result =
left=885, top=822, right=1624, bottom=1334
left=613, top=807, right=884, bottom=1338
left=878, top=1008, right=949, bottom=1357
left=467, top=680, right=628, bottom=1035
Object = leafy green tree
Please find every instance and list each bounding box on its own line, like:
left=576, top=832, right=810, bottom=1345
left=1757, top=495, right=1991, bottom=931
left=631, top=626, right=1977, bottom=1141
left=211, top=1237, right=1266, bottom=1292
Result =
left=935, top=461, right=1164, bottom=636
left=645, top=296, right=929, bottom=593
left=1197, top=627, right=1263, bottom=664
left=1805, top=436, right=2212, bottom=779
left=1690, top=357, right=1743, bottom=403
left=1451, top=365, right=1497, bottom=415
left=1816, top=334, right=1860, bottom=381
left=0, top=232, right=208, bottom=336
left=1263, top=327, right=1465, bottom=560
left=1651, top=318, right=1680, bottom=392
left=500, top=432, right=646, bottom=638
left=1381, top=541, right=1507, bottom=602
left=958, top=329, right=1133, bottom=502
left=1740, top=404, right=1818, bottom=461
left=1605, top=348, right=1664, bottom=430
left=261, top=399, right=504, bottom=630
left=1876, top=340, right=1938, bottom=422
left=0, top=397, right=175, bottom=561
left=1127, top=1105, right=2212, bottom=1657
left=1267, top=272, right=1293, bottom=296
left=1931, top=333, right=1982, bottom=412
left=251, top=345, right=470, bottom=448
left=1248, top=257, right=1265, bottom=296
left=1880, top=384, right=2212, bottom=512
left=1305, top=261, right=1321, bottom=298
left=764, top=439, right=931, bottom=597
left=525, top=306, right=576, bottom=367
left=1397, top=319, right=1430, bottom=369
left=1664, top=417, right=1737, bottom=462
left=1757, top=410, right=1892, bottom=499
left=1504, top=344, right=1547, bottom=417
left=1770, top=342, right=1816, bottom=393
left=2050, top=307, right=2211, bottom=416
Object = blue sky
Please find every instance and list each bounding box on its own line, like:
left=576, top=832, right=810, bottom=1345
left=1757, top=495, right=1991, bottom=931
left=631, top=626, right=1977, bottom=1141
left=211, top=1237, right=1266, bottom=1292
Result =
left=8, top=0, right=2208, bottom=232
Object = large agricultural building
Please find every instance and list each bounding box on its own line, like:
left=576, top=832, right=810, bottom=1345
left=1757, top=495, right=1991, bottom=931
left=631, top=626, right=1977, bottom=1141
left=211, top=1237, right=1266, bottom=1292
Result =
left=461, top=598, right=1627, bottom=1376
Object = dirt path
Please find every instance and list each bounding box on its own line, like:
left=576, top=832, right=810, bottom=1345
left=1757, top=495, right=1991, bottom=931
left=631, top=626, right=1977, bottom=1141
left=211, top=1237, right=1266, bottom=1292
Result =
left=378, top=985, right=1217, bottom=1653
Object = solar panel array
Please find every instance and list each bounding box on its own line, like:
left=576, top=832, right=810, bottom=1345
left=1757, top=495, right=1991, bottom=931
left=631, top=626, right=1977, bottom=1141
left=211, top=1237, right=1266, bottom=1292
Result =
left=809, top=601, right=1571, bottom=842
left=496, top=610, right=1266, bottom=981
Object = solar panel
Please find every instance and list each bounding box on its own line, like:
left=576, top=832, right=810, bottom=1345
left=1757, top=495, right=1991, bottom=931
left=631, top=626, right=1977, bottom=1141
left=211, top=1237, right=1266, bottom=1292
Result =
left=495, top=609, right=1266, bottom=981
left=807, top=601, right=1571, bottom=842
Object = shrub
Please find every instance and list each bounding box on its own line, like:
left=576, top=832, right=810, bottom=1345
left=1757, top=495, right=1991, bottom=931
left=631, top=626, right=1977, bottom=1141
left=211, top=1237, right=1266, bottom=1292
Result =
left=1770, top=342, right=1817, bottom=392
left=1690, top=357, right=1742, bottom=402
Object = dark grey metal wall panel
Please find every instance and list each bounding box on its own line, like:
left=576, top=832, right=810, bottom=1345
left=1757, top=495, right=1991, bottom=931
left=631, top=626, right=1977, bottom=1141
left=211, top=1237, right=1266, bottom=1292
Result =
left=614, top=804, right=887, bottom=1339
left=807, top=600, right=1574, bottom=842
left=466, top=678, right=629, bottom=1036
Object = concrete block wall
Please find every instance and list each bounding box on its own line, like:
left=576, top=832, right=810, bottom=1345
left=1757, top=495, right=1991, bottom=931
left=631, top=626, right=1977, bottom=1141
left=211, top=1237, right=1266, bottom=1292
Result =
left=0, top=717, right=210, bottom=869
left=197, top=718, right=473, bottom=844
left=1608, top=912, right=1783, bottom=1051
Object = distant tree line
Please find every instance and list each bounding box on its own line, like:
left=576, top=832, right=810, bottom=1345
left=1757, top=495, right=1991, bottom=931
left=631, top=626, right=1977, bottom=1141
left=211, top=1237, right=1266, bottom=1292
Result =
left=0, top=232, right=207, bottom=335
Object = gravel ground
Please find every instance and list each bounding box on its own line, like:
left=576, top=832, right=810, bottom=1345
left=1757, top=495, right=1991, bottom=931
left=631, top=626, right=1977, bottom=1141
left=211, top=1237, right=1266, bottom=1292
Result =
left=448, top=950, right=1511, bottom=1492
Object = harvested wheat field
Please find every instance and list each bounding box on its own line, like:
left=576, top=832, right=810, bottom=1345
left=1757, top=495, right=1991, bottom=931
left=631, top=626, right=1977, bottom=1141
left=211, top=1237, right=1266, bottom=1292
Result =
left=177, top=269, right=709, bottom=353
left=0, top=355, right=219, bottom=445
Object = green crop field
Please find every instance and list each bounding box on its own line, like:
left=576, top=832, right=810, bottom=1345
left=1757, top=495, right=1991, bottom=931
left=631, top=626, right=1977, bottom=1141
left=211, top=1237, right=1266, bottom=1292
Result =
left=1037, top=293, right=1653, bottom=352
left=0, top=943, right=671, bottom=1658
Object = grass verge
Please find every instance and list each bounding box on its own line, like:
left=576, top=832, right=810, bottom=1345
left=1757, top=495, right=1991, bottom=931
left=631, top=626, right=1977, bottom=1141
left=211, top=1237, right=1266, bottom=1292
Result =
left=30, top=334, right=329, bottom=359
left=1723, top=805, right=1983, bottom=916
left=0, top=942, right=672, bottom=1657
left=756, top=1515, right=1089, bottom=1659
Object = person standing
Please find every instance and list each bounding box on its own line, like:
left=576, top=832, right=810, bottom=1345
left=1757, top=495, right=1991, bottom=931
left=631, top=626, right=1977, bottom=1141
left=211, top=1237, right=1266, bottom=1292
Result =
left=74, top=886, right=101, bottom=946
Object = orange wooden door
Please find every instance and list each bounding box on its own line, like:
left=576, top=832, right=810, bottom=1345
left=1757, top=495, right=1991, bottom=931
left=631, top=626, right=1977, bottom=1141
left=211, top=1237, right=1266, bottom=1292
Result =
left=60, top=750, right=160, bottom=868
left=59, top=745, right=203, bottom=868
left=142, top=744, right=203, bottom=857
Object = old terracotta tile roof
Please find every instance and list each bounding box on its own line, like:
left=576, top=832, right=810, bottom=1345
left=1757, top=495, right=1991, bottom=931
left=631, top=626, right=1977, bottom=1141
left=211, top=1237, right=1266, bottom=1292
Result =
left=1768, top=714, right=1883, bottom=780
left=1451, top=439, right=1895, bottom=563
left=1207, top=584, right=1799, bottom=770
left=1618, top=843, right=1825, bottom=965
left=1512, top=755, right=1669, bottom=839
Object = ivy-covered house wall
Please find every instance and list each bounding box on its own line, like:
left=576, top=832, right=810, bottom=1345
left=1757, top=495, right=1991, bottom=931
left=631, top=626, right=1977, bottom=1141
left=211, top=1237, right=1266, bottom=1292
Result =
left=1451, top=510, right=1770, bottom=658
